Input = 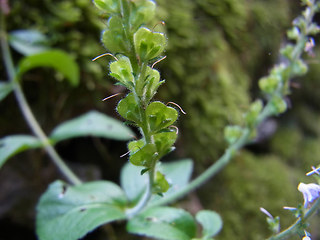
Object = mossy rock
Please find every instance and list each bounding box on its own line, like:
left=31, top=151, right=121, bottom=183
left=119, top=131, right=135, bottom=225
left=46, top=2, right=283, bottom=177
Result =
left=270, top=126, right=303, bottom=164
left=156, top=0, right=292, bottom=168
left=199, top=151, right=305, bottom=240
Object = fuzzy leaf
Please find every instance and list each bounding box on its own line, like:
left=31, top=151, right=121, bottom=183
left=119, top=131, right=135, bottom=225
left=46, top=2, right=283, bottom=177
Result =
left=0, top=135, right=42, bottom=168
left=36, top=180, right=127, bottom=240
left=196, top=210, right=223, bottom=239
left=127, top=206, right=196, bottom=240
left=50, top=111, right=134, bottom=143
left=146, top=102, right=178, bottom=132
left=0, top=81, right=13, bottom=102
left=9, top=29, right=49, bottom=56
left=17, top=50, right=79, bottom=86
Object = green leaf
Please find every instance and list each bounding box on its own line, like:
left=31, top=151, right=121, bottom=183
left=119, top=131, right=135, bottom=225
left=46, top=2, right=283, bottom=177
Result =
left=146, top=101, right=178, bottom=132
left=0, top=81, right=13, bottom=102
left=93, top=0, right=119, bottom=14
left=134, top=27, right=167, bottom=61
left=196, top=210, right=223, bottom=239
left=120, top=159, right=193, bottom=203
left=17, top=50, right=79, bottom=86
left=9, top=29, right=49, bottom=56
left=120, top=162, right=148, bottom=203
left=0, top=135, right=42, bottom=168
left=127, top=206, right=196, bottom=240
left=36, top=180, right=127, bottom=240
left=50, top=111, right=134, bottom=143
left=117, top=93, right=142, bottom=123
left=153, top=171, right=170, bottom=194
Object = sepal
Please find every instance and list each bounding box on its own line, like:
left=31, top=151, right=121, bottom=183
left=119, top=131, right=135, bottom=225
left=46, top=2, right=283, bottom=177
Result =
left=102, top=16, right=130, bottom=54
left=110, top=56, right=135, bottom=89
left=134, top=27, right=166, bottom=61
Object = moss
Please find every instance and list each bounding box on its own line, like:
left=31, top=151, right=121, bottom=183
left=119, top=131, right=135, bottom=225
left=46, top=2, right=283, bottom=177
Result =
left=7, top=0, right=108, bottom=89
left=270, top=127, right=303, bottom=163
left=200, top=151, right=304, bottom=240
left=155, top=0, right=292, bottom=168
left=270, top=124, right=320, bottom=170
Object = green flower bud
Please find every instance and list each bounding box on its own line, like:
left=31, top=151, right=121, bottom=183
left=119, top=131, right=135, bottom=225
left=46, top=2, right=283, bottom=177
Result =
left=102, top=16, right=130, bottom=54
left=109, top=56, right=134, bottom=88
left=291, top=59, right=308, bottom=77
left=134, top=27, right=167, bottom=61
left=280, top=44, right=295, bottom=60
left=146, top=102, right=178, bottom=133
left=245, top=100, right=263, bottom=127
left=129, top=143, right=157, bottom=167
left=258, top=75, right=280, bottom=94
left=307, top=23, right=320, bottom=35
left=224, top=125, right=243, bottom=144
left=130, top=0, right=156, bottom=31
left=293, top=16, right=307, bottom=32
left=153, top=171, right=170, bottom=195
left=271, top=96, right=287, bottom=114
left=287, top=27, right=300, bottom=40
left=128, top=139, right=144, bottom=152
left=117, top=93, right=142, bottom=123
left=143, top=67, right=164, bottom=103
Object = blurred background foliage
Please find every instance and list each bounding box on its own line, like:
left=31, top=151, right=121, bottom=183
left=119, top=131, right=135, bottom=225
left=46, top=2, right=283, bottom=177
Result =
left=1, top=0, right=320, bottom=239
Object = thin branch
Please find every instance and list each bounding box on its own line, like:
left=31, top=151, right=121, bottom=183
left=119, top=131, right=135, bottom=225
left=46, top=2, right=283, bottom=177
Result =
left=0, top=12, right=81, bottom=185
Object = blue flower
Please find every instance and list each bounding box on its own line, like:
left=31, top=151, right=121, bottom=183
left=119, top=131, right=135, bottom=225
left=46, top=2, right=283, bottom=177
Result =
left=298, top=183, right=320, bottom=208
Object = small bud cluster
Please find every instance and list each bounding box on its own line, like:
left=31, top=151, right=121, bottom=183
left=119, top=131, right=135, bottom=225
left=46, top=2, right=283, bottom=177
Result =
left=224, top=0, right=320, bottom=146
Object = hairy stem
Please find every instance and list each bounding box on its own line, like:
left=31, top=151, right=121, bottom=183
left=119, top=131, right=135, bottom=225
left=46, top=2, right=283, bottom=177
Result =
left=0, top=12, right=81, bottom=185
left=268, top=197, right=320, bottom=240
